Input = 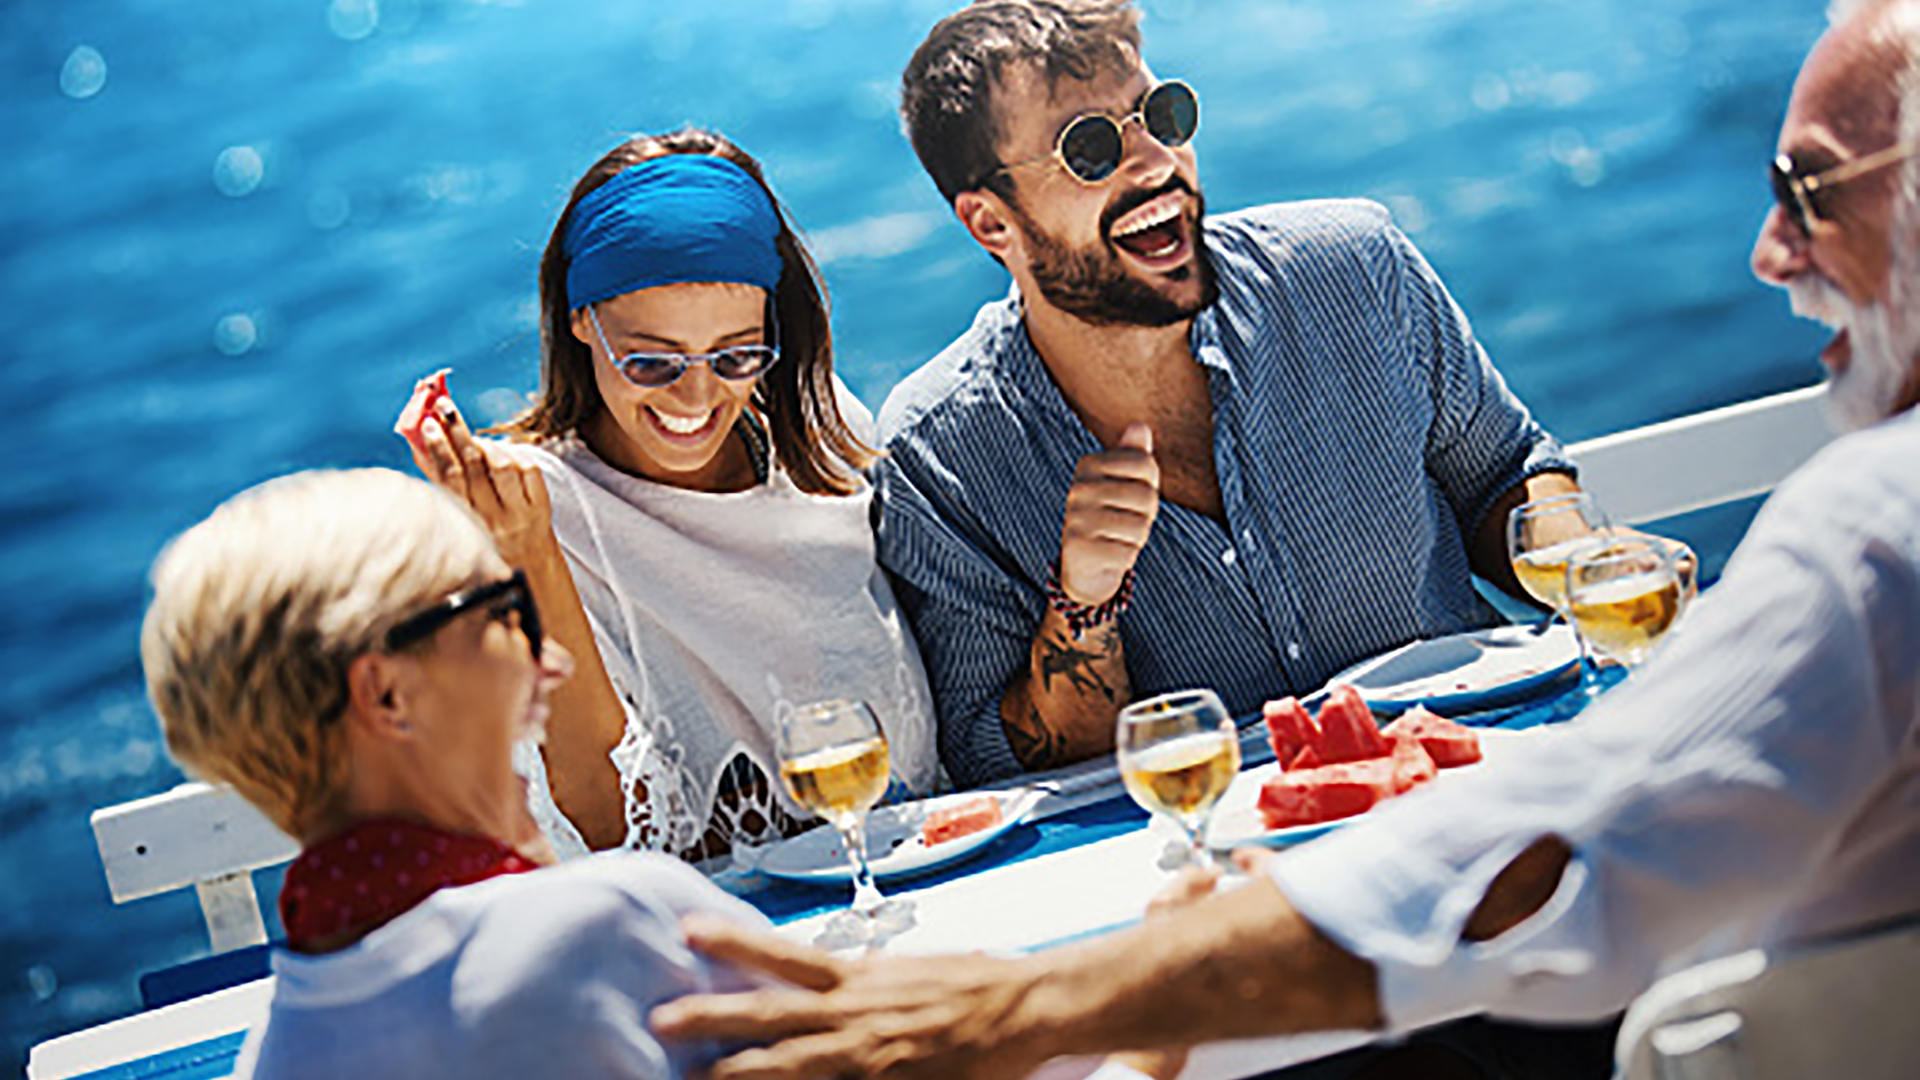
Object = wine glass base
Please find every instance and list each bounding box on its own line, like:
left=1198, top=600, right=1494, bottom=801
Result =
left=813, top=898, right=917, bottom=951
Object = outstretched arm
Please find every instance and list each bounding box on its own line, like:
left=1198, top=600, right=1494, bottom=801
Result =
left=651, top=837, right=1576, bottom=1080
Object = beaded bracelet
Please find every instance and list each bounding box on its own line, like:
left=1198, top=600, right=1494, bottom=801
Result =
left=1044, top=561, right=1134, bottom=639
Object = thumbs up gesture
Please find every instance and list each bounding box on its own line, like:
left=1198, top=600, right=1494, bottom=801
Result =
left=1057, top=423, right=1160, bottom=606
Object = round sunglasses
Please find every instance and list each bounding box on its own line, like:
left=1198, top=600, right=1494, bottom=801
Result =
left=988, top=79, right=1200, bottom=187
left=587, top=305, right=780, bottom=390
left=1770, top=141, right=1920, bottom=236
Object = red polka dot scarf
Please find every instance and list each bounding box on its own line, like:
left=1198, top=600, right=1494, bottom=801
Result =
left=280, top=817, right=540, bottom=952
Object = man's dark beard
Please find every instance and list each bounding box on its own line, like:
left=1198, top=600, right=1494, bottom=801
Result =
left=1012, top=183, right=1219, bottom=328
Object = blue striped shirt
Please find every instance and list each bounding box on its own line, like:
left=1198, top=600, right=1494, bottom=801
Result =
left=876, top=200, right=1574, bottom=788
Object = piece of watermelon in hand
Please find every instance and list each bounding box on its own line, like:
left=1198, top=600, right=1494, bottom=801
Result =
left=394, top=369, right=454, bottom=460
left=1381, top=706, right=1484, bottom=769
left=1314, top=684, right=1390, bottom=764
left=1263, top=696, right=1321, bottom=766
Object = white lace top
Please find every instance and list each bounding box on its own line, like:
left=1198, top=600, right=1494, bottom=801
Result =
left=506, top=402, right=941, bottom=862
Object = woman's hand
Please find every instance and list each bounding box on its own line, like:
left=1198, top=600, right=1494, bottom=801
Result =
left=398, top=376, right=555, bottom=564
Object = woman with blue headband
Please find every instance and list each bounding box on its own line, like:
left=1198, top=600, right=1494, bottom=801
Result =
left=398, top=129, right=940, bottom=862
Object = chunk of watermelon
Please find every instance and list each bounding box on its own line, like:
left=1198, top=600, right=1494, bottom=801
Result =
left=1263, top=696, right=1321, bottom=766
left=1286, top=744, right=1323, bottom=772
left=394, top=369, right=454, bottom=460
left=1314, top=684, right=1390, bottom=764
left=921, top=796, right=1004, bottom=847
left=1386, top=734, right=1439, bottom=793
left=1381, top=706, right=1483, bottom=769
left=1256, top=757, right=1397, bottom=829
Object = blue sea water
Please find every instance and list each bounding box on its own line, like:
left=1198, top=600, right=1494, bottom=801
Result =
left=0, top=0, right=1834, bottom=1071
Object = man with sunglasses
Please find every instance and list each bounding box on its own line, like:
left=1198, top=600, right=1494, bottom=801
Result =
left=648, top=1, right=1920, bottom=1076
left=874, top=0, right=1586, bottom=792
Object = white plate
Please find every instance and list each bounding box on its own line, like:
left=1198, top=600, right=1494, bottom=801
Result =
left=1324, top=623, right=1579, bottom=715
left=755, top=788, right=1044, bottom=885
left=1206, top=728, right=1521, bottom=850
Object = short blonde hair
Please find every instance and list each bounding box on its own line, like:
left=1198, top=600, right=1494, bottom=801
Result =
left=141, top=469, right=505, bottom=837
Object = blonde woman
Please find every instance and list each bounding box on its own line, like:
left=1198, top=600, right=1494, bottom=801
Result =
left=142, top=468, right=768, bottom=1079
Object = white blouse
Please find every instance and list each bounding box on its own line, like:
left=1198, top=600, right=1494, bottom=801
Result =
left=508, top=398, right=941, bottom=861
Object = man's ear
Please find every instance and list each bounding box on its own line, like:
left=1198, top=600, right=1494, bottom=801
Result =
left=345, top=652, right=416, bottom=740
left=955, top=190, right=1021, bottom=264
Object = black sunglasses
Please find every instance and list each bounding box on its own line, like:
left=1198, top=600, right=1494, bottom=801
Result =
left=988, top=79, right=1199, bottom=187
left=1770, top=142, right=1920, bottom=236
left=385, top=569, right=543, bottom=660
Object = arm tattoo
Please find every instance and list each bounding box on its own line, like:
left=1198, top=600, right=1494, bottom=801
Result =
left=1007, top=704, right=1069, bottom=770
left=1037, top=627, right=1120, bottom=701
left=1005, top=625, right=1125, bottom=770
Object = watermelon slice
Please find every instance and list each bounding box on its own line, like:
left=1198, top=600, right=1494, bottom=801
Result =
left=395, top=368, right=454, bottom=460
left=1255, top=740, right=1441, bottom=830
left=921, top=796, right=1004, bottom=847
left=1314, top=684, right=1390, bottom=764
left=1386, top=734, right=1439, bottom=793
left=1381, top=706, right=1483, bottom=769
left=1256, top=757, right=1398, bottom=829
left=1263, top=696, right=1320, bottom=766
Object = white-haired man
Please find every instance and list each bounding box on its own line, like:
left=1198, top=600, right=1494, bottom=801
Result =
left=648, top=2, right=1920, bottom=1076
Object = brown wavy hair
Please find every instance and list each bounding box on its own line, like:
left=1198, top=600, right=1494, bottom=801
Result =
left=497, top=128, right=873, bottom=495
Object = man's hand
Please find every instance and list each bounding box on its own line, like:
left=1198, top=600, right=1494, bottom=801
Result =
left=1099, top=865, right=1225, bottom=1080
left=1059, top=423, right=1160, bottom=605
left=650, top=916, right=1055, bottom=1080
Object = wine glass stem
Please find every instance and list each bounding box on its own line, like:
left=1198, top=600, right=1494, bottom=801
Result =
left=1180, top=818, right=1217, bottom=872
left=838, top=816, right=886, bottom=916
left=1560, top=604, right=1601, bottom=698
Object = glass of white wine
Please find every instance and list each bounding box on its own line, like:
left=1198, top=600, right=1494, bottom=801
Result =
left=1508, top=493, right=1612, bottom=694
left=776, top=698, right=913, bottom=949
left=1565, top=537, right=1687, bottom=669
left=1116, top=689, right=1241, bottom=871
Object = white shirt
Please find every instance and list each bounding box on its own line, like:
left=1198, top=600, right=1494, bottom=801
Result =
left=236, top=854, right=770, bottom=1080
left=506, top=389, right=941, bottom=859
left=1271, top=406, right=1920, bottom=1031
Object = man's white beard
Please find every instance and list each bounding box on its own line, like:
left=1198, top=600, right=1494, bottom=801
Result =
left=1788, top=264, right=1920, bottom=430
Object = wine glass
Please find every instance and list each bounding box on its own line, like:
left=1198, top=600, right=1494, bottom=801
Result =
left=1508, top=493, right=1612, bottom=694
left=1116, top=689, right=1241, bottom=871
left=776, top=698, right=914, bottom=949
left=1565, top=537, right=1688, bottom=670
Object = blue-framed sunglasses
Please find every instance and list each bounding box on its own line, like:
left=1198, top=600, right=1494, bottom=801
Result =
left=587, top=305, right=780, bottom=390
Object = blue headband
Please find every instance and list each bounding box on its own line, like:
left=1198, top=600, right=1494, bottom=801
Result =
left=563, top=155, right=783, bottom=310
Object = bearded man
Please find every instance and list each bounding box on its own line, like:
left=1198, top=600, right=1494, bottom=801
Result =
left=652, top=0, right=1920, bottom=1076
left=874, top=0, right=1597, bottom=788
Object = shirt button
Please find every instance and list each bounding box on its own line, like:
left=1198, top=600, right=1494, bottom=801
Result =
left=1288, top=641, right=1303, bottom=661
left=1221, top=549, right=1238, bottom=566
left=1242, top=528, right=1254, bottom=544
